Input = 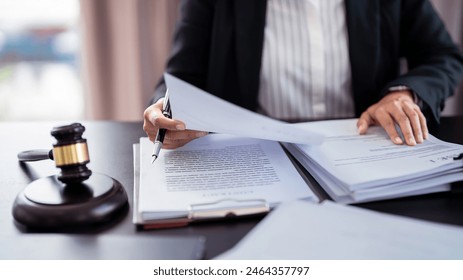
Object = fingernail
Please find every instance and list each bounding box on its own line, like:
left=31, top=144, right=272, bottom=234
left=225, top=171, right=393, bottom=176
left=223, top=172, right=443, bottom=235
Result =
left=357, top=124, right=365, bottom=134
left=175, top=124, right=185, bottom=130
left=417, top=134, right=423, bottom=143
left=408, top=137, right=416, bottom=146
left=394, top=137, right=403, bottom=144
left=196, top=132, right=208, bottom=137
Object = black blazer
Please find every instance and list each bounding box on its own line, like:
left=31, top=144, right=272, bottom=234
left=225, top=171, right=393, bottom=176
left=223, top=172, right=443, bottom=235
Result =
left=155, top=0, right=463, bottom=124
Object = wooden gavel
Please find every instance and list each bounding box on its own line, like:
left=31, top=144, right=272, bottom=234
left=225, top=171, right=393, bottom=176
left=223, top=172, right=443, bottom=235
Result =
left=17, top=123, right=92, bottom=184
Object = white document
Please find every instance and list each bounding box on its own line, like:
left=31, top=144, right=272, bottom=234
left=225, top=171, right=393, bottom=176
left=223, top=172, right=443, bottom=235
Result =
left=137, top=134, right=318, bottom=222
left=284, top=119, right=463, bottom=203
left=164, top=73, right=323, bottom=145
left=218, top=200, right=463, bottom=260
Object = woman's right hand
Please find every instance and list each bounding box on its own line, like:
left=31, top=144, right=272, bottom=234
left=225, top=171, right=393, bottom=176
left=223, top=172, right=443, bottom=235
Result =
left=143, top=98, right=208, bottom=149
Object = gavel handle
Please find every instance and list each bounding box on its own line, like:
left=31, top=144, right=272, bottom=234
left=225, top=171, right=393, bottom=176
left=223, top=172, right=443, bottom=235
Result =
left=17, top=149, right=54, bottom=162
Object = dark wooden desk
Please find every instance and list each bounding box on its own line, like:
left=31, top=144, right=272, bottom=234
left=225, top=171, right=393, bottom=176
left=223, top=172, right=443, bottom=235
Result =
left=1, top=118, right=462, bottom=259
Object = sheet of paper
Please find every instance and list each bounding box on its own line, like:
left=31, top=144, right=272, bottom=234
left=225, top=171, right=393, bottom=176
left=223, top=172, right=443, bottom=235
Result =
left=289, top=119, right=463, bottom=189
left=164, top=73, right=323, bottom=145
left=138, top=134, right=318, bottom=220
left=217, top=200, right=463, bottom=259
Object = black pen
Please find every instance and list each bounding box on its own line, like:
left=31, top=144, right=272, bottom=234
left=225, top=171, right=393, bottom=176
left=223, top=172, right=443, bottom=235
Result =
left=151, top=89, right=171, bottom=163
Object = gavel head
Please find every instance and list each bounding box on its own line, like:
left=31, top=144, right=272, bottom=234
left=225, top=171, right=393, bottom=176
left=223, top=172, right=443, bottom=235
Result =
left=51, top=123, right=92, bottom=184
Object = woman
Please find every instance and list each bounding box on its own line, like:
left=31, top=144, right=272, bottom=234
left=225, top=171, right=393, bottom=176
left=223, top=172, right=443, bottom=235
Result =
left=144, top=0, right=463, bottom=149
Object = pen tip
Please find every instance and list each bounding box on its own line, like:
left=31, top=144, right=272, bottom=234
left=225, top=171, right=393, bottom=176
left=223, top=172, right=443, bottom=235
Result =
left=151, top=156, right=157, bottom=164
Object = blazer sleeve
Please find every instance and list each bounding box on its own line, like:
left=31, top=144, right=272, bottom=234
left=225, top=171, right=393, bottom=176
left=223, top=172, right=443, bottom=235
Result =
left=381, top=0, right=463, bottom=123
left=151, top=0, right=215, bottom=104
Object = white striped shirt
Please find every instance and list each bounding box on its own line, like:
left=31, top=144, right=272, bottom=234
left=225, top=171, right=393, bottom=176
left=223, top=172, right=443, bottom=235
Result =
left=258, top=0, right=355, bottom=120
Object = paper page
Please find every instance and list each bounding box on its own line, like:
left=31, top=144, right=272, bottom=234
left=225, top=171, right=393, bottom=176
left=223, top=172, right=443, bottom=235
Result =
left=217, top=200, right=463, bottom=259
left=138, top=134, right=318, bottom=220
left=291, top=119, right=463, bottom=189
left=164, top=73, right=323, bottom=145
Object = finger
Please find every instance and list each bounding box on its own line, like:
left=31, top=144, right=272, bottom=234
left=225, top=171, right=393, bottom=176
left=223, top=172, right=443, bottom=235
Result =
left=143, top=101, right=163, bottom=121
left=357, top=111, right=375, bottom=134
left=389, top=108, right=416, bottom=146
left=149, top=111, right=186, bottom=131
left=417, top=108, right=428, bottom=139
left=163, top=131, right=208, bottom=149
left=143, top=121, right=157, bottom=134
left=145, top=127, right=158, bottom=141
left=143, top=117, right=160, bottom=140
left=143, top=101, right=186, bottom=131
left=402, top=104, right=423, bottom=143
left=375, top=109, right=404, bottom=145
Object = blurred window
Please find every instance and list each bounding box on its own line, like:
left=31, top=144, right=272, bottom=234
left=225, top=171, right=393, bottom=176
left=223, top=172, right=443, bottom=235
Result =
left=0, top=0, right=83, bottom=121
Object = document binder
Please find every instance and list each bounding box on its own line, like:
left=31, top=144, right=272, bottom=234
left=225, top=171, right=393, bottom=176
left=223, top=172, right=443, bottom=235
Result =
left=133, top=144, right=270, bottom=229
left=133, top=135, right=319, bottom=229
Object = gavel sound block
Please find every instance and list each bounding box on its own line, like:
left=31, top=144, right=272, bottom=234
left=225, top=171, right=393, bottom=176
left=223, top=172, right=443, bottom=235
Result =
left=13, top=123, right=128, bottom=229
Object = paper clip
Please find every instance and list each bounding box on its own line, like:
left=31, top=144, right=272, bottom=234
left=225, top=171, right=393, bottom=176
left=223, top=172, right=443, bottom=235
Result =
left=189, top=199, right=270, bottom=221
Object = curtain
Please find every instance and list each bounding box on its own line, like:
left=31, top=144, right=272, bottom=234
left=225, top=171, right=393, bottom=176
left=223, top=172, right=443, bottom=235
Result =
left=79, top=0, right=463, bottom=120
left=79, top=0, right=179, bottom=121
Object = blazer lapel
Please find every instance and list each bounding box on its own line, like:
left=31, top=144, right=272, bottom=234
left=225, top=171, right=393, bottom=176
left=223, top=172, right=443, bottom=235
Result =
left=234, top=0, right=267, bottom=111
left=345, top=0, right=380, bottom=116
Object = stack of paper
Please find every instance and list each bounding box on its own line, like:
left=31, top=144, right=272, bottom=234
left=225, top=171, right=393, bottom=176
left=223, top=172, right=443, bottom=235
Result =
left=284, top=119, right=463, bottom=203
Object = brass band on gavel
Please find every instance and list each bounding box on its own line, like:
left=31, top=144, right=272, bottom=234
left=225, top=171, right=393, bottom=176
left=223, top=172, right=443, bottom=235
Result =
left=53, top=142, right=90, bottom=167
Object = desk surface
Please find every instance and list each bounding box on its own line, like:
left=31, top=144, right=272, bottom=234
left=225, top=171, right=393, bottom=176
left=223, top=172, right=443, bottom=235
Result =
left=1, top=118, right=463, bottom=259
